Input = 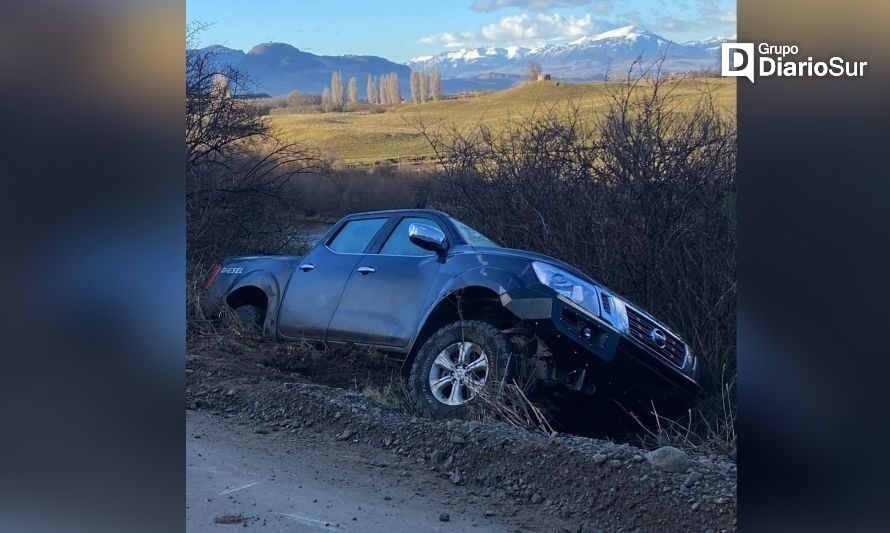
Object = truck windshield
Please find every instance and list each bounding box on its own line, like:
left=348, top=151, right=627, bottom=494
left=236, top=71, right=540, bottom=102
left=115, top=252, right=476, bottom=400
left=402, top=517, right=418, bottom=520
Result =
left=451, top=218, right=501, bottom=248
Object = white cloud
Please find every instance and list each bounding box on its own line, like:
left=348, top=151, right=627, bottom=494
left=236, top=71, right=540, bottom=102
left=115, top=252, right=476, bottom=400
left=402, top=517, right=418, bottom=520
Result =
left=418, top=32, right=477, bottom=48
left=482, top=13, right=595, bottom=41
left=470, top=0, right=592, bottom=13
left=591, top=1, right=614, bottom=16
left=420, top=12, right=600, bottom=48
left=419, top=0, right=735, bottom=49
left=720, top=10, right=737, bottom=23
left=618, top=1, right=736, bottom=40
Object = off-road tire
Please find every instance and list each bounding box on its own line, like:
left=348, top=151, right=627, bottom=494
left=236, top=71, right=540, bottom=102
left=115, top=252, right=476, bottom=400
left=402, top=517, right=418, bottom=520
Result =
left=233, top=304, right=264, bottom=331
left=408, top=320, right=527, bottom=419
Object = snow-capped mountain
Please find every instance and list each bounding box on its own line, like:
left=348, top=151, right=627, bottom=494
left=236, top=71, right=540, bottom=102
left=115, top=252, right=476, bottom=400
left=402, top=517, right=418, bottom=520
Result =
left=407, top=26, right=729, bottom=81
left=684, top=34, right=737, bottom=53
left=408, top=46, right=531, bottom=78
left=192, top=26, right=732, bottom=97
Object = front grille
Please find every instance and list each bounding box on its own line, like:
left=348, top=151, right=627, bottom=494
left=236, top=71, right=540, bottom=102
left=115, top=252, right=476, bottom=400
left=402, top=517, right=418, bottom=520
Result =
left=625, top=306, right=686, bottom=367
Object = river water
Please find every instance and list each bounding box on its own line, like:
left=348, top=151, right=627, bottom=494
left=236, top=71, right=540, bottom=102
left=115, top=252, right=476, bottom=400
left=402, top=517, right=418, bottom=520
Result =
left=299, top=222, right=334, bottom=247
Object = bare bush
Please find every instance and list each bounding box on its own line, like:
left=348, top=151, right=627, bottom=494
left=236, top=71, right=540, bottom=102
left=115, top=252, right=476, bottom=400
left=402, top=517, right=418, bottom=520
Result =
left=418, top=64, right=736, bottom=424
left=186, top=23, right=329, bottom=270
left=293, top=165, right=430, bottom=219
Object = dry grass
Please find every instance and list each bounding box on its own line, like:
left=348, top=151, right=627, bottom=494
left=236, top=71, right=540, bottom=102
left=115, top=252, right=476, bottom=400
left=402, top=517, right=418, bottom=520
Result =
left=471, top=380, right=556, bottom=437
left=268, top=78, right=736, bottom=165
left=362, top=380, right=419, bottom=416
left=619, top=364, right=736, bottom=454
left=186, top=260, right=264, bottom=353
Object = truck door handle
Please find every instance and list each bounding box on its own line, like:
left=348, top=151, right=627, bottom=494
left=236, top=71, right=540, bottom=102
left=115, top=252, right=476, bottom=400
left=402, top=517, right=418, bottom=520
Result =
left=299, top=263, right=315, bottom=272
left=357, top=266, right=376, bottom=275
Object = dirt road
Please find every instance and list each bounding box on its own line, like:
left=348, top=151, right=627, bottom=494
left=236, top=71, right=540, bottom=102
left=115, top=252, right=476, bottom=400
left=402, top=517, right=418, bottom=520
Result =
left=187, top=410, right=568, bottom=532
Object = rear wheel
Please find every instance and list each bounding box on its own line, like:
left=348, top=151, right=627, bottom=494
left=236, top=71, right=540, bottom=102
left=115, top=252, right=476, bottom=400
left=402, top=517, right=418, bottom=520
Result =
left=408, top=320, right=527, bottom=419
left=233, top=304, right=264, bottom=330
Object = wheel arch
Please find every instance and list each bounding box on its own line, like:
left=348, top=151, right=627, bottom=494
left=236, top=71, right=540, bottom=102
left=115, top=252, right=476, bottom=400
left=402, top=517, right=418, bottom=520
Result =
left=224, top=271, right=281, bottom=337
left=402, top=284, right=524, bottom=377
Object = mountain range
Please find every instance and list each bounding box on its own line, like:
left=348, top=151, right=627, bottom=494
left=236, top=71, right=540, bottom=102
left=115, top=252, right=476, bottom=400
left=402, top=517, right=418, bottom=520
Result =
left=407, top=26, right=728, bottom=80
left=195, top=42, right=411, bottom=97
left=194, top=26, right=731, bottom=97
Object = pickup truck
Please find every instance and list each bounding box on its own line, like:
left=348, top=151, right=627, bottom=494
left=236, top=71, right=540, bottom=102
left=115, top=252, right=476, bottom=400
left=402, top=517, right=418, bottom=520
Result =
left=203, top=209, right=701, bottom=419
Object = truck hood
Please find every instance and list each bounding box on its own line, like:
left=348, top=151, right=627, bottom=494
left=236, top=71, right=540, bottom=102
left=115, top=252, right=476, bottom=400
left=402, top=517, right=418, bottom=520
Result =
left=471, top=246, right=602, bottom=286
left=475, top=246, right=681, bottom=337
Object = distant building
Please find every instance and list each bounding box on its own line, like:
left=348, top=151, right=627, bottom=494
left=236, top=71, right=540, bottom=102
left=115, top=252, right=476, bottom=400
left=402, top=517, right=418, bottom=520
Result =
left=537, top=73, right=551, bottom=81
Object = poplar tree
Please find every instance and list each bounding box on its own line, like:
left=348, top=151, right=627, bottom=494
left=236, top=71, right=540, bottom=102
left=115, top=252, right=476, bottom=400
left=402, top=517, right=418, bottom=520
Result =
left=390, top=73, right=402, bottom=103
left=418, top=70, right=428, bottom=103
left=347, top=77, right=358, bottom=108
left=366, top=74, right=378, bottom=104
left=321, top=87, right=332, bottom=112
left=331, top=71, right=345, bottom=111
left=431, top=66, right=442, bottom=101
left=410, top=70, right=419, bottom=103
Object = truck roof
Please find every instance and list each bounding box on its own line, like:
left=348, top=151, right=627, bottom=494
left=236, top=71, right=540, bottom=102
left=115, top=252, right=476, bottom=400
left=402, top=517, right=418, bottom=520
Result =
left=345, top=208, right=453, bottom=219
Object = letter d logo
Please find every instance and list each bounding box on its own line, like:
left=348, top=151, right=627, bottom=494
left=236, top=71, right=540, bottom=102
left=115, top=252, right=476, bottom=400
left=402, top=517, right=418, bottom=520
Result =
left=722, top=43, right=754, bottom=83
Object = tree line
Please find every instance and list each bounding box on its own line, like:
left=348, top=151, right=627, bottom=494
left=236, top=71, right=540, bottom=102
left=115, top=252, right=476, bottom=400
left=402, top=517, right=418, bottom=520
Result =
left=320, top=71, right=404, bottom=111
left=253, top=67, right=445, bottom=115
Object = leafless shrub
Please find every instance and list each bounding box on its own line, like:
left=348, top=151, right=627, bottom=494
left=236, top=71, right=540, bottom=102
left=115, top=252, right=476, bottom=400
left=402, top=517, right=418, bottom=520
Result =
left=527, top=60, right=543, bottom=81
left=292, top=165, right=430, bottom=218
left=186, top=22, right=329, bottom=280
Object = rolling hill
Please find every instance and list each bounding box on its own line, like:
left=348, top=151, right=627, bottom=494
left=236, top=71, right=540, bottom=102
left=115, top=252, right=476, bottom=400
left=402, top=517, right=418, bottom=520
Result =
left=268, top=78, right=736, bottom=166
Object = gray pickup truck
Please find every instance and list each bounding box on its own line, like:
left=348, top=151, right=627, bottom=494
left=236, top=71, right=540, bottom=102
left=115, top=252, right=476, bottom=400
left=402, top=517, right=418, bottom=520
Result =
left=203, top=209, right=701, bottom=419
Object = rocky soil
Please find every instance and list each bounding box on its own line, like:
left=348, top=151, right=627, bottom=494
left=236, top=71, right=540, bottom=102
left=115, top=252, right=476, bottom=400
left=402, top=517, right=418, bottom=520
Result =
left=186, top=338, right=736, bottom=532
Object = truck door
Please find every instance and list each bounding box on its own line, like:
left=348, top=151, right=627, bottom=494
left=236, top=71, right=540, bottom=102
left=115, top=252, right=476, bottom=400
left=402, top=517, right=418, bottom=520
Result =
left=277, top=216, right=389, bottom=340
left=327, top=215, right=448, bottom=347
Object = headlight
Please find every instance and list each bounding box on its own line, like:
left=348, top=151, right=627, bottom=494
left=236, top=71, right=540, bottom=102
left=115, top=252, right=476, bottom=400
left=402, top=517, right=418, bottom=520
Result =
left=532, top=261, right=629, bottom=333
left=605, top=294, right=630, bottom=333
left=532, top=261, right=600, bottom=317
left=684, top=344, right=696, bottom=370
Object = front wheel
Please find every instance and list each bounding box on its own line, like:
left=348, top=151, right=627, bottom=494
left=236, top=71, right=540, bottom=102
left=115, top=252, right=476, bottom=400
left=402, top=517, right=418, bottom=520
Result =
left=408, top=320, right=526, bottom=419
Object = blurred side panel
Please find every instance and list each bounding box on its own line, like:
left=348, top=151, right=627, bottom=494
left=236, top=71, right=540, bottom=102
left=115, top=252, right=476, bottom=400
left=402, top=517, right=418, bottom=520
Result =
left=0, top=2, right=185, bottom=532
left=738, top=0, right=890, bottom=530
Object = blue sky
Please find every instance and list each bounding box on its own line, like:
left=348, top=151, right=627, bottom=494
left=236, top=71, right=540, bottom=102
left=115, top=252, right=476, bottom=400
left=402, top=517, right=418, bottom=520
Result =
left=187, top=0, right=736, bottom=62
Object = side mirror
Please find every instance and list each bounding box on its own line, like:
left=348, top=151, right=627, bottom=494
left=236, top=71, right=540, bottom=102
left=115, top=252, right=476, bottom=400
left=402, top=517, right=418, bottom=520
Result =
left=408, top=223, right=448, bottom=254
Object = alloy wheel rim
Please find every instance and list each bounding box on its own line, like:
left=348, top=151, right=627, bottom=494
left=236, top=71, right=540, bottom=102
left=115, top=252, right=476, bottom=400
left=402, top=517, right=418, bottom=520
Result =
left=428, top=341, right=489, bottom=406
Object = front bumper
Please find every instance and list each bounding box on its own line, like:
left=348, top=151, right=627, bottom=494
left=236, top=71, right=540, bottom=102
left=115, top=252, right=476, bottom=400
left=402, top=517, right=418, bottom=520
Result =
left=501, top=287, right=702, bottom=410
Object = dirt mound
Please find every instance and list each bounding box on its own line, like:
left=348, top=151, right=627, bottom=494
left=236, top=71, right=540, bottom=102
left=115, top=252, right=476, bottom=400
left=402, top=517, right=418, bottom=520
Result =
left=187, top=347, right=736, bottom=532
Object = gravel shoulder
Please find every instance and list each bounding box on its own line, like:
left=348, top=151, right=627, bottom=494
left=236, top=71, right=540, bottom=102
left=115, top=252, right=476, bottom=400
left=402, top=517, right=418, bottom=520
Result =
left=186, top=343, right=737, bottom=532
left=188, top=410, right=542, bottom=532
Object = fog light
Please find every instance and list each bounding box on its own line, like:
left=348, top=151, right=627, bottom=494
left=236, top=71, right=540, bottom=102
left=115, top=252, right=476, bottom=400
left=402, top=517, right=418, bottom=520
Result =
left=581, top=327, right=592, bottom=341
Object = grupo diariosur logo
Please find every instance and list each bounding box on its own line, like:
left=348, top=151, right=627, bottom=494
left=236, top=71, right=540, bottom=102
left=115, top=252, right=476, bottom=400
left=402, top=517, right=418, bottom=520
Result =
left=721, top=43, right=868, bottom=83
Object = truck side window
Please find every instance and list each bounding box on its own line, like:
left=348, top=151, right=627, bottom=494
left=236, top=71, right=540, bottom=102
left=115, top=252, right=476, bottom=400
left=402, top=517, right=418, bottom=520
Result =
left=379, top=217, right=443, bottom=256
left=328, top=218, right=387, bottom=253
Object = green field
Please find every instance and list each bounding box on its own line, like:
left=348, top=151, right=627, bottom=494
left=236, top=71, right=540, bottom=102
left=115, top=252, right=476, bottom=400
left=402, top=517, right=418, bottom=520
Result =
left=268, top=79, right=736, bottom=165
